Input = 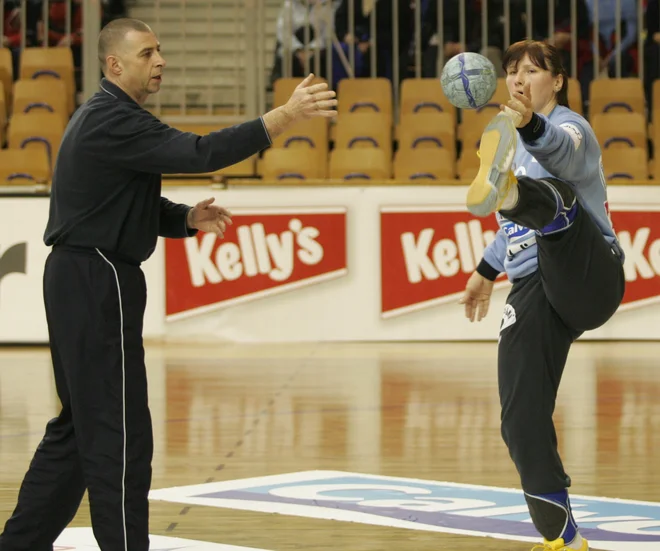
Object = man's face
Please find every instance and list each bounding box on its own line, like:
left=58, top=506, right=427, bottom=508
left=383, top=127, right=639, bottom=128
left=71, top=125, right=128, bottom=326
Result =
left=110, top=29, right=166, bottom=104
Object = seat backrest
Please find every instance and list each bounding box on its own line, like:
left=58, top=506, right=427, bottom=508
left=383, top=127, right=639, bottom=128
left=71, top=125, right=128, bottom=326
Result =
left=0, top=81, right=6, bottom=127
left=337, top=78, right=392, bottom=115
left=602, top=147, right=648, bottom=181
left=400, top=78, right=456, bottom=122
left=260, top=147, right=327, bottom=180
left=394, top=148, right=455, bottom=181
left=0, top=48, right=12, bottom=111
left=333, top=113, right=392, bottom=154
left=566, top=77, right=583, bottom=115
left=328, top=148, right=391, bottom=180
left=13, top=79, right=68, bottom=118
left=0, top=149, right=51, bottom=184
left=20, top=47, right=76, bottom=114
left=271, top=117, right=329, bottom=152
left=8, top=112, right=67, bottom=168
left=460, top=127, right=484, bottom=156
left=589, top=78, right=645, bottom=115
left=397, top=113, right=456, bottom=155
left=592, top=112, right=647, bottom=149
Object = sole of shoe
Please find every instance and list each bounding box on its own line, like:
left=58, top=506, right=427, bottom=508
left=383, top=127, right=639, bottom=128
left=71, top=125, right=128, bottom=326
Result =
left=466, top=113, right=518, bottom=217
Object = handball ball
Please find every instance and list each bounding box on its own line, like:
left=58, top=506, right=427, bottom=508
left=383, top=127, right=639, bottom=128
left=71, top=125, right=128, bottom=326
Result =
left=440, top=52, right=498, bottom=109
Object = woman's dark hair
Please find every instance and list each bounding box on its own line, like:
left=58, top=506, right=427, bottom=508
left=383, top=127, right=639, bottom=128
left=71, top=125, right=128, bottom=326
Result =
left=501, top=40, right=569, bottom=107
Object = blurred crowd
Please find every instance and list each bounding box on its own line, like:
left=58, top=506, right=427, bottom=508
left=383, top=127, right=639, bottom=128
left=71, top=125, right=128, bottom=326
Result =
left=271, top=0, right=660, bottom=116
left=2, top=0, right=127, bottom=90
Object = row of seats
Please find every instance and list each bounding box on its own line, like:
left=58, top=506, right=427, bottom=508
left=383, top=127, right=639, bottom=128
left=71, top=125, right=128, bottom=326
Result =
left=0, top=46, right=76, bottom=117
left=1, top=107, right=654, bottom=184
left=0, top=145, right=647, bottom=185
left=0, top=50, right=657, bottom=185
left=0, top=46, right=75, bottom=184
left=256, top=146, right=649, bottom=182
left=274, top=75, right=652, bottom=122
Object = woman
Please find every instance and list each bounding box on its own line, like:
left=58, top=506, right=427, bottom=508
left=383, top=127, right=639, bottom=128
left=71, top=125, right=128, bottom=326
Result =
left=461, top=40, right=625, bottom=551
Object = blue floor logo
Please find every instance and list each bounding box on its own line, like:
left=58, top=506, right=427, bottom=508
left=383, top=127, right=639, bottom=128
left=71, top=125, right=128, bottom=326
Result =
left=150, top=471, right=660, bottom=551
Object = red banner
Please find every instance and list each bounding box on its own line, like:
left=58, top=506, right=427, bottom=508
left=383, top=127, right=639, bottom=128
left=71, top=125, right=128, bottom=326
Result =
left=380, top=208, right=502, bottom=317
left=611, top=210, right=660, bottom=307
left=381, top=207, right=660, bottom=317
left=165, top=208, right=348, bottom=319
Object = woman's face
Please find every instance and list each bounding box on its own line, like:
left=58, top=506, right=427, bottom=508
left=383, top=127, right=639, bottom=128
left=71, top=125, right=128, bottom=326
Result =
left=505, top=53, right=562, bottom=114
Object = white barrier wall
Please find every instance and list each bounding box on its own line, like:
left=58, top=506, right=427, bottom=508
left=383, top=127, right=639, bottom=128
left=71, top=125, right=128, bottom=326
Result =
left=2, top=185, right=660, bottom=344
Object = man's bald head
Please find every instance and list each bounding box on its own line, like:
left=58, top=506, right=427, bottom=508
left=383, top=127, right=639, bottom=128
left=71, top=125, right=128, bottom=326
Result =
left=97, top=17, right=165, bottom=105
left=98, top=18, right=153, bottom=73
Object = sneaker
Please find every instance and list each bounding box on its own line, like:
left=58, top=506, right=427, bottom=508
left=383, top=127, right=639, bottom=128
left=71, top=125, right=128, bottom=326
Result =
left=466, top=112, right=518, bottom=217
left=531, top=536, right=590, bottom=551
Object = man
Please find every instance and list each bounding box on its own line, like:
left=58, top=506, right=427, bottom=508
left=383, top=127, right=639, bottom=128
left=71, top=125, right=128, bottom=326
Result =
left=0, top=17, right=336, bottom=551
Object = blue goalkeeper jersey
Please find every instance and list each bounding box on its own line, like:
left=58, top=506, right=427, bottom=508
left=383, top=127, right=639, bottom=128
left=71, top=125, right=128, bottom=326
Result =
left=482, top=105, right=623, bottom=281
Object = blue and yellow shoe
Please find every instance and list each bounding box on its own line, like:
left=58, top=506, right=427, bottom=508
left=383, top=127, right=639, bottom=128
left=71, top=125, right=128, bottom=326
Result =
left=466, top=112, right=518, bottom=217
left=531, top=536, right=590, bottom=551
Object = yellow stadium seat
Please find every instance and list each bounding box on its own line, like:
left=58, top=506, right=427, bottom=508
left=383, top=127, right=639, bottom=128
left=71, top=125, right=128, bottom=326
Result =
left=272, top=76, right=327, bottom=108
left=337, top=77, right=392, bottom=115
left=329, top=148, right=391, bottom=181
left=394, top=148, right=456, bottom=181
left=271, top=117, right=328, bottom=153
left=460, top=128, right=483, bottom=158
left=400, top=78, right=456, bottom=123
left=0, top=82, right=6, bottom=145
left=19, top=47, right=75, bottom=114
left=12, top=79, right=68, bottom=121
left=566, top=77, right=583, bottom=116
left=589, top=78, right=645, bottom=116
left=333, top=113, right=392, bottom=157
left=592, top=112, right=647, bottom=150
left=8, top=112, right=66, bottom=171
left=0, top=48, right=12, bottom=113
left=259, top=147, right=327, bottom=180
left=602, top=147, right=648, bottom=181
left=397, top=113, right=456, bottom=159
left=457, top=155, right=479, bottom=181
left=0, top=149, right=50, bottom=184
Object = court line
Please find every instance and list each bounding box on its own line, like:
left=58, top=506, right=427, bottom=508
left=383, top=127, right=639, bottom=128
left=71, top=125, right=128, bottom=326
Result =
left=165, top=360, right=307, bottom=534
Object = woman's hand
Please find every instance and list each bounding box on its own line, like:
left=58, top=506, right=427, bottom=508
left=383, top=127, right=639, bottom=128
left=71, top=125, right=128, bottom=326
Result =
left=501, top=81, right=534, bottom=128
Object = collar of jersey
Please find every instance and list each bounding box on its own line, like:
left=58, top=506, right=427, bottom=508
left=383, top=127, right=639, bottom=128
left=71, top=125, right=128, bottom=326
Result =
left=99, top=78, right=137, bottom=104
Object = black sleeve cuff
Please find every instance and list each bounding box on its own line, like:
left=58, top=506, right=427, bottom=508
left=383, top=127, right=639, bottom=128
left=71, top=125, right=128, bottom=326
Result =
left=517, top=112, right=545, bottom=143
left=476, top=258, right=500, bottom=281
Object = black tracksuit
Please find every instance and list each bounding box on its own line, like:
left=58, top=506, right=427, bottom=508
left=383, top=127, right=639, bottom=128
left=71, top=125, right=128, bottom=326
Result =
left=0, top=78, right=272, bottom=551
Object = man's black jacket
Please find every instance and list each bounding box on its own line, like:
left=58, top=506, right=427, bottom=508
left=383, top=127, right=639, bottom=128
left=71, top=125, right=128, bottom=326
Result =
left=44, top=78, right=272, bottom=263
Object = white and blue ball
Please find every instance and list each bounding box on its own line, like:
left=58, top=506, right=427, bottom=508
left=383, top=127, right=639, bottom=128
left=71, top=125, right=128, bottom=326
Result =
left=440, top=52, right=498, bottom=109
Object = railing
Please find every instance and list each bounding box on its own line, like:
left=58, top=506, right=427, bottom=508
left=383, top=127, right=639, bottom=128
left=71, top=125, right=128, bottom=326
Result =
left=1, top=0, right=656, bottom=118
left=1, top=0, right=101, bottom=102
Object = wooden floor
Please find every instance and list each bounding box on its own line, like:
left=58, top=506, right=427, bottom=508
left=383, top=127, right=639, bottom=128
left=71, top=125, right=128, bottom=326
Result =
left=1, top=341, right=659, bottom=550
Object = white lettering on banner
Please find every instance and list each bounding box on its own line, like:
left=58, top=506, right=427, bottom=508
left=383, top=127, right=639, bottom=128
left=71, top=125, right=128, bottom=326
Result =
left=401, top=221, right=496, bottom=284
left=185, top=219, right=324, bottom=287
left=617, top=227, right=660, bottom=282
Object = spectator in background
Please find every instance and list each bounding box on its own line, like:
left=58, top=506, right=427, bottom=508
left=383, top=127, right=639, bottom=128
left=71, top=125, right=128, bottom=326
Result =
left=2, top=1, right=21, bottom=49
left=334, top=0, right=413, bottom=83
left=415, top=0, right=526, bottom=79
left=272, top=0, right=340, bottom=86
left=38, top=0, right=93, bottom=91
left=531, top=0, right=596, bottom=114
left=585, top=0, right=637, bottom=77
